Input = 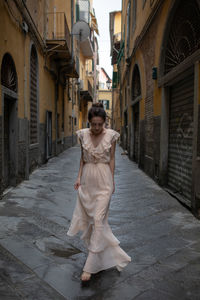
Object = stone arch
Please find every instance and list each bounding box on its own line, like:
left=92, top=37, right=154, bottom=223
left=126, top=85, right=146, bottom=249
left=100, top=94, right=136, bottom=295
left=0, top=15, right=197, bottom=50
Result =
left=158, top=0, right=200, bottom=209
left=1, top=53, right=18, bottom=189
left=1, top=53, right=18, bottom=92
left=131, top=64, right=141, bottom=100
left=159, top=0, right=200, bottom=76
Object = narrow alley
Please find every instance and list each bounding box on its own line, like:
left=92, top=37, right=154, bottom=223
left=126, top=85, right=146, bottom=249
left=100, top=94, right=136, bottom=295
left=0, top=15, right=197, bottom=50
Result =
left=0, top=145, right=200, bottom=300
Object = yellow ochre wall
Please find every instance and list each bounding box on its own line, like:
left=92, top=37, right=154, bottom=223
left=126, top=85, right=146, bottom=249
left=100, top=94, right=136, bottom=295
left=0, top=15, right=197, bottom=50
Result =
left=121, top=0, right=173, bottom=122
left=0, top=0, right=77, bottom=142
left=114, top=12, right=121, bottom=34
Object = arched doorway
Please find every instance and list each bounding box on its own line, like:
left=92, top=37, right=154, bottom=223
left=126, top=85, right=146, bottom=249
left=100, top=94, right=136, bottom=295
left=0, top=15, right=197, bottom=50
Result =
left=131, top=64, right=141, bottom=163
left=1, top=53, right=18, bottom=189
left=160, top=0, right=200, bottom=207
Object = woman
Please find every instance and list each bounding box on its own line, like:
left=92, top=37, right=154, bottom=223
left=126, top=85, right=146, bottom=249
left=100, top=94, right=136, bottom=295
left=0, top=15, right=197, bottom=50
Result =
left=67, top=103, right=131, bottom=282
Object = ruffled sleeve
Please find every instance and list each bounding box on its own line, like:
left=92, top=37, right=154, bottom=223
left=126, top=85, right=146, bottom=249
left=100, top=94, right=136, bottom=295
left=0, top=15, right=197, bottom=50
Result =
left=76, top=129, right=83, bottom=143
left=111, top=130, right=120, bottom=143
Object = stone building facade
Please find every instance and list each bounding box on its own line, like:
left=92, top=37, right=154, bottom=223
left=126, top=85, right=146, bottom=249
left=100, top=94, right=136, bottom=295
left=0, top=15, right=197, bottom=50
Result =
left=114, top=0, right=200, bottom=217
left=109, top=11, right=121, bottom=133
left=97, top=67, right=112, bottom=128
left=0, top=0, right=99, bottom=195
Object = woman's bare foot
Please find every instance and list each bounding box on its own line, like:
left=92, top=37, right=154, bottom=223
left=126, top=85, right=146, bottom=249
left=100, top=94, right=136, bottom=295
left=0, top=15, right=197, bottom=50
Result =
left=81, top=271, right=91, bottom=281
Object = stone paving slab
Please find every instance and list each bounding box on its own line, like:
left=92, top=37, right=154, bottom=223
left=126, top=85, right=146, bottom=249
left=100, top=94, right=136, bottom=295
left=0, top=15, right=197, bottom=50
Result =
left=0, top=145, right=200, bottom=299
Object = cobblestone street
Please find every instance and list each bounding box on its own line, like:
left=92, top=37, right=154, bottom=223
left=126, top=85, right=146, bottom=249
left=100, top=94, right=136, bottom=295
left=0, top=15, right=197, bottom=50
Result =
left=0, top=145, right=200, bottom=300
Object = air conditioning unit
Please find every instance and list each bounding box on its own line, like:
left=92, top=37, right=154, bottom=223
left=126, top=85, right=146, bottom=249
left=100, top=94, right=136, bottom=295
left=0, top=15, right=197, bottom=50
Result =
left=79, top=79, right=84, bottom=90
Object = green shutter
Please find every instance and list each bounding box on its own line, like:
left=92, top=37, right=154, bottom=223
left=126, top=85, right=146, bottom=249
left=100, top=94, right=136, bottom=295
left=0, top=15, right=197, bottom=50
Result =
left=76, top=3, right=80, bottom=22
left=117, top=40, right=124, bottom=65
left=107, top=100, right=109, bottom=110
left=112, top=72, right=118, bottom=88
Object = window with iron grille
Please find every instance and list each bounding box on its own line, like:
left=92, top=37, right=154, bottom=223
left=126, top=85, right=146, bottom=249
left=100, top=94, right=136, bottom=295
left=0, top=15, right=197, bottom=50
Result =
left=164, top=0, right=200, bottom=74
left=1, top=53, right=18, bottom=92
left=30, top=45, right=38, bottom=144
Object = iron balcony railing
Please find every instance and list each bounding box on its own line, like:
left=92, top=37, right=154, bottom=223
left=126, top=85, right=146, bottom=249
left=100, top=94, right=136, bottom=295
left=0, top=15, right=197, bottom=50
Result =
left=46, top=12, right=71, bottom=51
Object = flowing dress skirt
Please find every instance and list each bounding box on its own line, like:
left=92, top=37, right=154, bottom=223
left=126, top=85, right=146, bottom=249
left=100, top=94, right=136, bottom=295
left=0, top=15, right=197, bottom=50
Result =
left=67, top=162, right=131, bottom=273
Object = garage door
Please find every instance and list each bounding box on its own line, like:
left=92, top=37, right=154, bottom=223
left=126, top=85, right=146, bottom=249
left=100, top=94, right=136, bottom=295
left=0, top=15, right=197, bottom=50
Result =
left=168, top=73, right=194, bottom=206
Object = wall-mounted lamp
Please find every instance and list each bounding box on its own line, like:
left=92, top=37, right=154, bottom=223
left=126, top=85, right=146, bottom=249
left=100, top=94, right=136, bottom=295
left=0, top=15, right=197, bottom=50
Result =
left=106, top=79, right=112, bottom=89
left=152, top=67, right=157, bottom=80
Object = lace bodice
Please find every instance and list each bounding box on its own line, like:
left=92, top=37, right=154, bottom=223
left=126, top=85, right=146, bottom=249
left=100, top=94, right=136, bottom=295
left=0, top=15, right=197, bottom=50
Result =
left=76, top=128, right=120, bottom=164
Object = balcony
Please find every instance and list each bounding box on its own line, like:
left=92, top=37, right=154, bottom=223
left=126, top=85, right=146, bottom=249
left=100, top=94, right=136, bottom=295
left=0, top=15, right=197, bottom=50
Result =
left=76, top=0, right=94, bottom=58
left=46, top=12, right=79, bottom=77
left=80, top=78, right=93, bottom=102
left=46, top=12, right=71, bottom=57
left=80, top=37, right=94, bottom=58
left=59, top=56, right=79, bottom=79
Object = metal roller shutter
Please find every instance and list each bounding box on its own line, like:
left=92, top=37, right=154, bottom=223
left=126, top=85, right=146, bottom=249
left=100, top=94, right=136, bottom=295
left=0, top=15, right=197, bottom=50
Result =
left=168, top=74, right=194, bottom=206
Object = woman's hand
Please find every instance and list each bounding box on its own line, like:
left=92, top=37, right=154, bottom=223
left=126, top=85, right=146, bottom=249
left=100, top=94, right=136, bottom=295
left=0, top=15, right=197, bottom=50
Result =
left=74, top=177, right=81, bottom=190
left=112, top=181, right=115, bottom=194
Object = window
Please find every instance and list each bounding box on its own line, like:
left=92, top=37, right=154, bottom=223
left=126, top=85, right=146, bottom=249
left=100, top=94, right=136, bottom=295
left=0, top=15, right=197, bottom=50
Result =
left=1, top=53, right=17, bottom=92
left=76, top=0, right=90, bottom=23
left=99, top=82, right=105, bottom=89
left=99, top=100, right=109, bottom=110
left=164, top=0, right=200, bottom=74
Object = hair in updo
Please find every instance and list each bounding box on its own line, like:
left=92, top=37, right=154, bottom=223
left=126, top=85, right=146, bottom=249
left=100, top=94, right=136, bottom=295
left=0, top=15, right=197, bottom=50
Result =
left=88, top=102, right=106, bottom=122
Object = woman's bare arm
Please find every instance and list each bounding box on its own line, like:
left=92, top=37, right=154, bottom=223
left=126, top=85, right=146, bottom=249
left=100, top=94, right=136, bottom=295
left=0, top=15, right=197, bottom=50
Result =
left=74, top=143, right=85, bottom=190
left=109, top=141, right=116, bottom=193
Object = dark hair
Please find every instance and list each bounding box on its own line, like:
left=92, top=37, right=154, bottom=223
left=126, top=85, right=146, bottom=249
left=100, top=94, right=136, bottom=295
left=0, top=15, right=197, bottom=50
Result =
left=88, top=102, right=106, bottom=122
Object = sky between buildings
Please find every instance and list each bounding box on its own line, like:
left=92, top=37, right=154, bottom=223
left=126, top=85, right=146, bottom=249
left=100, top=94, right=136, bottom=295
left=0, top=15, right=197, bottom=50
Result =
left=93, top=0, right=122, bottom=79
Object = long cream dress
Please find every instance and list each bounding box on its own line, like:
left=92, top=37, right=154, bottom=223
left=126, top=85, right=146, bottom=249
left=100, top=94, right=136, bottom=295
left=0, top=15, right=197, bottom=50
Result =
left=67, top=128, right=131, bottom=274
